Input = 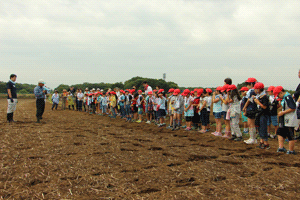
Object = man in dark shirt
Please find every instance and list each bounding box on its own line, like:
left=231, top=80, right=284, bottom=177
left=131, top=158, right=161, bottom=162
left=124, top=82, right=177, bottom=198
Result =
left=6, top=74, right=17, bottom=123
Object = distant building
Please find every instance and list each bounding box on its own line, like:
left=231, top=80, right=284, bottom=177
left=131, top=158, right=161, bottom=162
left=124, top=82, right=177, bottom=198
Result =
left=163, top=73, right=166, bottom=81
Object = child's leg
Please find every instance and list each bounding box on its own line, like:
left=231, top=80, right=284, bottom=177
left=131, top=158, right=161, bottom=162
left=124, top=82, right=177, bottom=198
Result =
left=278, top=135, right=284, bottom=149
left=169, top=114, right=173, bottom=127
left=289, top=140, right=295, bottom=151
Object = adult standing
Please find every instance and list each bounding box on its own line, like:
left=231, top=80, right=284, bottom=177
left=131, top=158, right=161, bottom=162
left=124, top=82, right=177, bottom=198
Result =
left=7, top=74, right=18, bottom=123
left=143, top=81, right=152, bottom=95
left=293, top=70, right=300, bottom=100
left=34, top=80, right=47, bottom=123
left=77, top=89, right=84, bottom=111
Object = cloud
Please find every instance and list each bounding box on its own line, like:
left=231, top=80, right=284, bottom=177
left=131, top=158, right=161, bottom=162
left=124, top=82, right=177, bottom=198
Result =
left=0, top=0, right=299, bottom=89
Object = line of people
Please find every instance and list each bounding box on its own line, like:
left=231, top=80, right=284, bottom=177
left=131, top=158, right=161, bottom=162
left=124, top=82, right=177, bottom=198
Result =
left=51, top=79, right=300, bottom=155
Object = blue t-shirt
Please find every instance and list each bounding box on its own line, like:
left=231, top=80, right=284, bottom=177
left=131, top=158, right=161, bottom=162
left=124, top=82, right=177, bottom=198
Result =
left=119, top=95, right=125, bottom=106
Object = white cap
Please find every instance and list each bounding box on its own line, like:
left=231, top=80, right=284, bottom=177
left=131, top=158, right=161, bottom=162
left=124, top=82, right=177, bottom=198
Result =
left=92, top=88, right=95, bottom=90
left=97, top=88, right=100, bottom=90
left=38, top=79, right=45, bottom=84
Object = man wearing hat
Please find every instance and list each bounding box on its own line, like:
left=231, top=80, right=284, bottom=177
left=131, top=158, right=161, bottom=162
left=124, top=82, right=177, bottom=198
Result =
left=34, top=80, right=48, bottom=123
left=6, top=74, right=18, bottom=123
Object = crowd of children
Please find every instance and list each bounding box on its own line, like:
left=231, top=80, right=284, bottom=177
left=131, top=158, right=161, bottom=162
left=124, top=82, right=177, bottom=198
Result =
left=51, top=79, right=300, bottom=155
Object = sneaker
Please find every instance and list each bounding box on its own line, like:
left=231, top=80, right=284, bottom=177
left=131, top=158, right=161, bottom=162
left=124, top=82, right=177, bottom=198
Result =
left=181, top=125, right=187, bottom=129
left=175, top=127, right=180, bottom=130
left=214, top=132, right=223, bottom=137
left=261, top=144, right=270, bottom=150
left=234, top=137, right=243, bottom=141
left=243, top=138, right=251, bottom=143
left=158, top=124, right=165, bottom=127
left=146, top=121, right=151, bottom=124
left=166, top=126, right=172, bottom=129
left=211, top=131, right=218, bottom=135
left=184, top=127, right=191, bottom=131
left=277, top=147, right=287, bottom=153
left=270, top=134, right=277, bottom=139
left=136, top=120, right=141, bottom=123
left=286, top=150, right=297, bottom=155
left=229, top=135, right=237, bottom=140
left=257, top=143, right=264, bottom=148
left=198, top=129, right=207, bottom=133
left=245, top=139, right=257, bottom=144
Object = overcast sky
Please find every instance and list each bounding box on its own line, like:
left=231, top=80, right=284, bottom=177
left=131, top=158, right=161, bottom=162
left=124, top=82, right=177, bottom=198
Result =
left=0, top=0, right=299, bottom=89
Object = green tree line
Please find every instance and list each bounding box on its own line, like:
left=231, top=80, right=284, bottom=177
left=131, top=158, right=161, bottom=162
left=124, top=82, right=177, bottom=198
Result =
left=0, top=82, right=36, bottom=94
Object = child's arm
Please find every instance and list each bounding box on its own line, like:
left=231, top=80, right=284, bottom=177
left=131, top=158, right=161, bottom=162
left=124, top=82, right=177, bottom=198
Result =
left=199, top=100, right=207, bottom=112
left=278, top=108, right=295, bottom=117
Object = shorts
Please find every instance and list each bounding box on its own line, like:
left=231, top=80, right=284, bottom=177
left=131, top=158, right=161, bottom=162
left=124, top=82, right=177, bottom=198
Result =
left=157, top=109, right=166, bottom=118
left=221, top=111, right=228, bottom=120
left=132, top=106, right=138, bottom=113
left=174, top=108, right=183, bottom=114
left=185, top=116, right=193, bottom=122
left=245, top=110, right=257, bottom=120
left=241, top=111, right=248, bottom=123
left=138, top=107, right=143, bottom=115
left=213, top=112, right=222, bottom=119
left=267, top=115, right=278, bottom=126
left=277, top=126, right=295, bottom=141
left=200, top=109, right=209, bottom=126
left=192, top=112, right=200, bottom=123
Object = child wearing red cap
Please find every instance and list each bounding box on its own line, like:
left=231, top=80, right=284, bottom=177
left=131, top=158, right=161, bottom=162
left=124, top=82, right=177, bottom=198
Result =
left=157, top=91, right=167, bottom=127
left=274, top=86, right=297, bottom=154
left=192, top=90, right=201, bottom=130
left=206, top=88, right=213, bottom=131
left=172, top=89, right=184, bottom=130
left=101, top=93, right=108, bottom=115
left=131, top=93, right=139, bottom=122
left=243, top=77, right=258, bottom=144
left=266, top=86, right=279, bottom=139
left=124, top=90, right=132, bottom=121
left=198, top=90, right=209, bottom=133
left=183, top=90, right=194, bottom=131
left=220, top=84, right=231, bottom=137
left=240, top=87, right=249, bottom=134
left=153, top=91, right=160, bottom=124
left=212, top=87, right=223, bottom=136
left=136, top=90, right=144, bottom=123
left=167, top=89, right=175, bottom=129
left=119, top=90, right=126, bottom=118
left=252, top=82, right=270, bottom=148
left=145, top=91, right=154, bottom=124
left=227, top=85, right=243, bottom=141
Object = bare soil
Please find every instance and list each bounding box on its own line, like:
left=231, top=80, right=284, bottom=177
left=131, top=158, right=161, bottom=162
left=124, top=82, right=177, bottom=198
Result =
left=0, top=99, right=299, bottom=199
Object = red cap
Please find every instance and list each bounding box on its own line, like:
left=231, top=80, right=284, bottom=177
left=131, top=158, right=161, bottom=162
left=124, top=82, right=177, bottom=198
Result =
left=138, top=90, right=142, bottom=93
left=206, top=88, right=212, bottom=93
left=253, top=82, right=264, bottom=90
left=221, top=85, right=229, bottom=92
left=182, top=92, right=189, bottom=96
left=158, top=89, right=164, bottom=94
left=216, top=86, right=223, bottom=91
left=227, top=84, right=237, bottom=92
left=273, top=86, right=283, bottom=98
left=267, top=86, right=275, bottom=92
left=245, top=77, right=257, bottom=83
left=240, top=87, right=249, bottom=91
left=197, top=89, right=203, bottom=97
left=173, top=89, right=180, bottom=95
left=153, top=89, right=157, bottom=92
left=89, top=93, right=93, bottom=96
left=191, top=91, right=195, bottom=94
left=183, top=89, right=190, bottom=94
left=168, top=88, right=174, bottom=93
left=148, top=91, right=153, bottom=95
